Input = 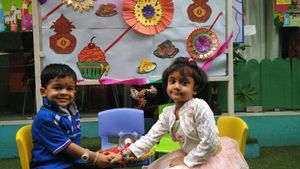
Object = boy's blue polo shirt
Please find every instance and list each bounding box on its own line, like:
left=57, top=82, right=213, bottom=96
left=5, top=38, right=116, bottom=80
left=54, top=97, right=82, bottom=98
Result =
left=31, top=98, right=82, bottom=169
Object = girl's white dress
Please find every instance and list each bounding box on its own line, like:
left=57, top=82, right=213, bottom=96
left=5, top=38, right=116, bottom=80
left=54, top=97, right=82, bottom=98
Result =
left=128, top=98, right=249, bottom=169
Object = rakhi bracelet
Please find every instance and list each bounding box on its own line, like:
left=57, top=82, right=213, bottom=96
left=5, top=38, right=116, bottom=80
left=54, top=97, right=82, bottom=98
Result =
left=123, top=153, right=129, bottom=159
left=120, top=148, right=129, bottom=160
left=93, top=151, right=99, bottom=165
left=119, top=151, right=129, bottom=168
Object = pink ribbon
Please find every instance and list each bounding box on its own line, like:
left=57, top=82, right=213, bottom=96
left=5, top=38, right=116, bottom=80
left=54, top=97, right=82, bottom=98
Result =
left=201, top=32, right=233, bottom=72
left=99, top=78, right=148, bottom=85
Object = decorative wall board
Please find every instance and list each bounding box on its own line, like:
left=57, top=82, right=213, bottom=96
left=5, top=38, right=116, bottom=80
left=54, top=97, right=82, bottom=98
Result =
left=41, top=0, right=227, bottom=84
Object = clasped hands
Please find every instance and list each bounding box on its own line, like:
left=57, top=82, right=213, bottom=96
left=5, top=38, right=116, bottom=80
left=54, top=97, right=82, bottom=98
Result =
left=96, top=148, right=133, bottom=167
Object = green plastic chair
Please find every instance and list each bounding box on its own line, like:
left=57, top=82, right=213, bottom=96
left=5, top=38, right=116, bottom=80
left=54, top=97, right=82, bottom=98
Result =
left=154, top=103, right=180, bottom=159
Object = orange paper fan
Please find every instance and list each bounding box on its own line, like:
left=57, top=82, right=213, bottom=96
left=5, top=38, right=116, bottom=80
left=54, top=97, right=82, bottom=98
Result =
left=123, top=0, right=174, bottom=35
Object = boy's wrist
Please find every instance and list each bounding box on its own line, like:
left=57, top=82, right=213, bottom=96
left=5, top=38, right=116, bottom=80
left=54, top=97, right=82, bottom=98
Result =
left=81, top=148, right=90, bottom=163
left=93, top=151, right=99, bottom=165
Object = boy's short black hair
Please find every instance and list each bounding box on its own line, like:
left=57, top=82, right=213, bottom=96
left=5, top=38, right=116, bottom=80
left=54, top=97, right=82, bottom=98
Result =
left=41, top=64, right=77, bottom=88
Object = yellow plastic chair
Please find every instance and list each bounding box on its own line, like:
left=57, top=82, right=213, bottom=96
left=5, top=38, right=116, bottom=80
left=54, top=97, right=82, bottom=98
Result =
left=16, top=124, right=32, bottom=169
left=154, top=103, right=180, bottom=159
left=217, top=116, right=248, bottom=156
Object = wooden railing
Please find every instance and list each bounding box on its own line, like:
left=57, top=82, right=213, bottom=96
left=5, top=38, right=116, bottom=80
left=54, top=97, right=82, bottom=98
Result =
left=215, top=58, right=300, bottom=112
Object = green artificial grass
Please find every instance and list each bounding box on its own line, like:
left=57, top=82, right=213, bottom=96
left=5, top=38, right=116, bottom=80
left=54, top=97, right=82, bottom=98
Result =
left=247, top=146, right=300, bottom=169
left=3, top=137, right=300, bottom=169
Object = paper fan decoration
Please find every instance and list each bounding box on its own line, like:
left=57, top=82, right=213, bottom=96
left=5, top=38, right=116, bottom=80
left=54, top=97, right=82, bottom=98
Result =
left=187, top=28, right=220, bottom=61
left=187, top=12, right=224, bottom=61
left=123, top=0, right=174, bottom=35
left=64, top=0, right=95, bottom=12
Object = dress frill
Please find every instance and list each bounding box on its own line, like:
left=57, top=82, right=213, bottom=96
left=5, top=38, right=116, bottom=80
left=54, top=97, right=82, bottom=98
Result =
left=146, top=136, right=249, bottom=169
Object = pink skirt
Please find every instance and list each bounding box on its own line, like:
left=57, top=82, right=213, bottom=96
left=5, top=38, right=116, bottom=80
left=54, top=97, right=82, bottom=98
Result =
left=145, top=137, right=249, bottom=169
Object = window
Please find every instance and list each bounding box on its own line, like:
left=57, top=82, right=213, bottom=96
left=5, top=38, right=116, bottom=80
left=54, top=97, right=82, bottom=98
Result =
left=0, top=32, right=35, bottom=120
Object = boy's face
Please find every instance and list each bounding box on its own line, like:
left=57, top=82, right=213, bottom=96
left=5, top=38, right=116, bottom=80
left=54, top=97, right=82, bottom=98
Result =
left=40, top=77, right=76, bottom=108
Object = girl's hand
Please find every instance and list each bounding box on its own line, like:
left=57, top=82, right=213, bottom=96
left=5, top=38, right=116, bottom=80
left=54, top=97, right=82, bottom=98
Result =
left=123, top=148, right=134, bottom=157
left=94, top=153, right=112, bottom=168
left=109, top=153, right=123, bottom=164
left=169, top=156, right=184, bottom=167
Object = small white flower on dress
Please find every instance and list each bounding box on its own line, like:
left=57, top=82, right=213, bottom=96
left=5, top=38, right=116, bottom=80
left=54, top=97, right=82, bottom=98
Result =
left=187, top=108, right=194, bottom=117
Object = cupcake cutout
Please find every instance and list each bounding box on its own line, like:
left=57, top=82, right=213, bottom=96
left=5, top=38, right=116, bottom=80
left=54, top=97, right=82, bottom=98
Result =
left=77, top=37, right=110, bottom=79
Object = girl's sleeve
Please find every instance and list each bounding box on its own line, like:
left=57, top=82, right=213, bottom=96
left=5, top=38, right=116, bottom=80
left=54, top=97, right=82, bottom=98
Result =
left=184, top=100, right=219, bottom=167
left=128, top=108, right=170, bottom=158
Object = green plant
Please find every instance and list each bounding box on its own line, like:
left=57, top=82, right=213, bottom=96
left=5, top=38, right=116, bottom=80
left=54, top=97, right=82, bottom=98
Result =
left=235, top=83, right=257, bottom=104
left=233, top=44, right=250, bottom=64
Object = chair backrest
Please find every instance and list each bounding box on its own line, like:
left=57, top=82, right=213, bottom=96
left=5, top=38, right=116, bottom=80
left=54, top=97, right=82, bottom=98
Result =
left=98, top=108, right=145, bottom=149
left=217, top=116, right=248, bottom=155
left=16, top=124, right=32, bottom=169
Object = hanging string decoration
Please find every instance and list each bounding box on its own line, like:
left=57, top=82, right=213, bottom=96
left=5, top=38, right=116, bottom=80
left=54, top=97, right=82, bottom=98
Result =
left=123, top=0, right=174, bottom=35
left=186, top=12, right=223, bottom=61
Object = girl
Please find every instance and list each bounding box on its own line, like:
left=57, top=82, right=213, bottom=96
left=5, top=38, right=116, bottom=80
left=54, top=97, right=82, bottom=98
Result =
left=119, top=57, right=249, bottom=168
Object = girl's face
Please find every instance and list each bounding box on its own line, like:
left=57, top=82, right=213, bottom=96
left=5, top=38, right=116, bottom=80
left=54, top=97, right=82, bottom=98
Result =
left=40, top=77, right=76, bottom=108
left=167, top=71, right=196, bottom=107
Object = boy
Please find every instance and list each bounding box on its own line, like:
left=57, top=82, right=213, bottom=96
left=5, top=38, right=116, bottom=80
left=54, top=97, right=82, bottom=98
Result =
left=31, top=64, right=116, bottom=169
